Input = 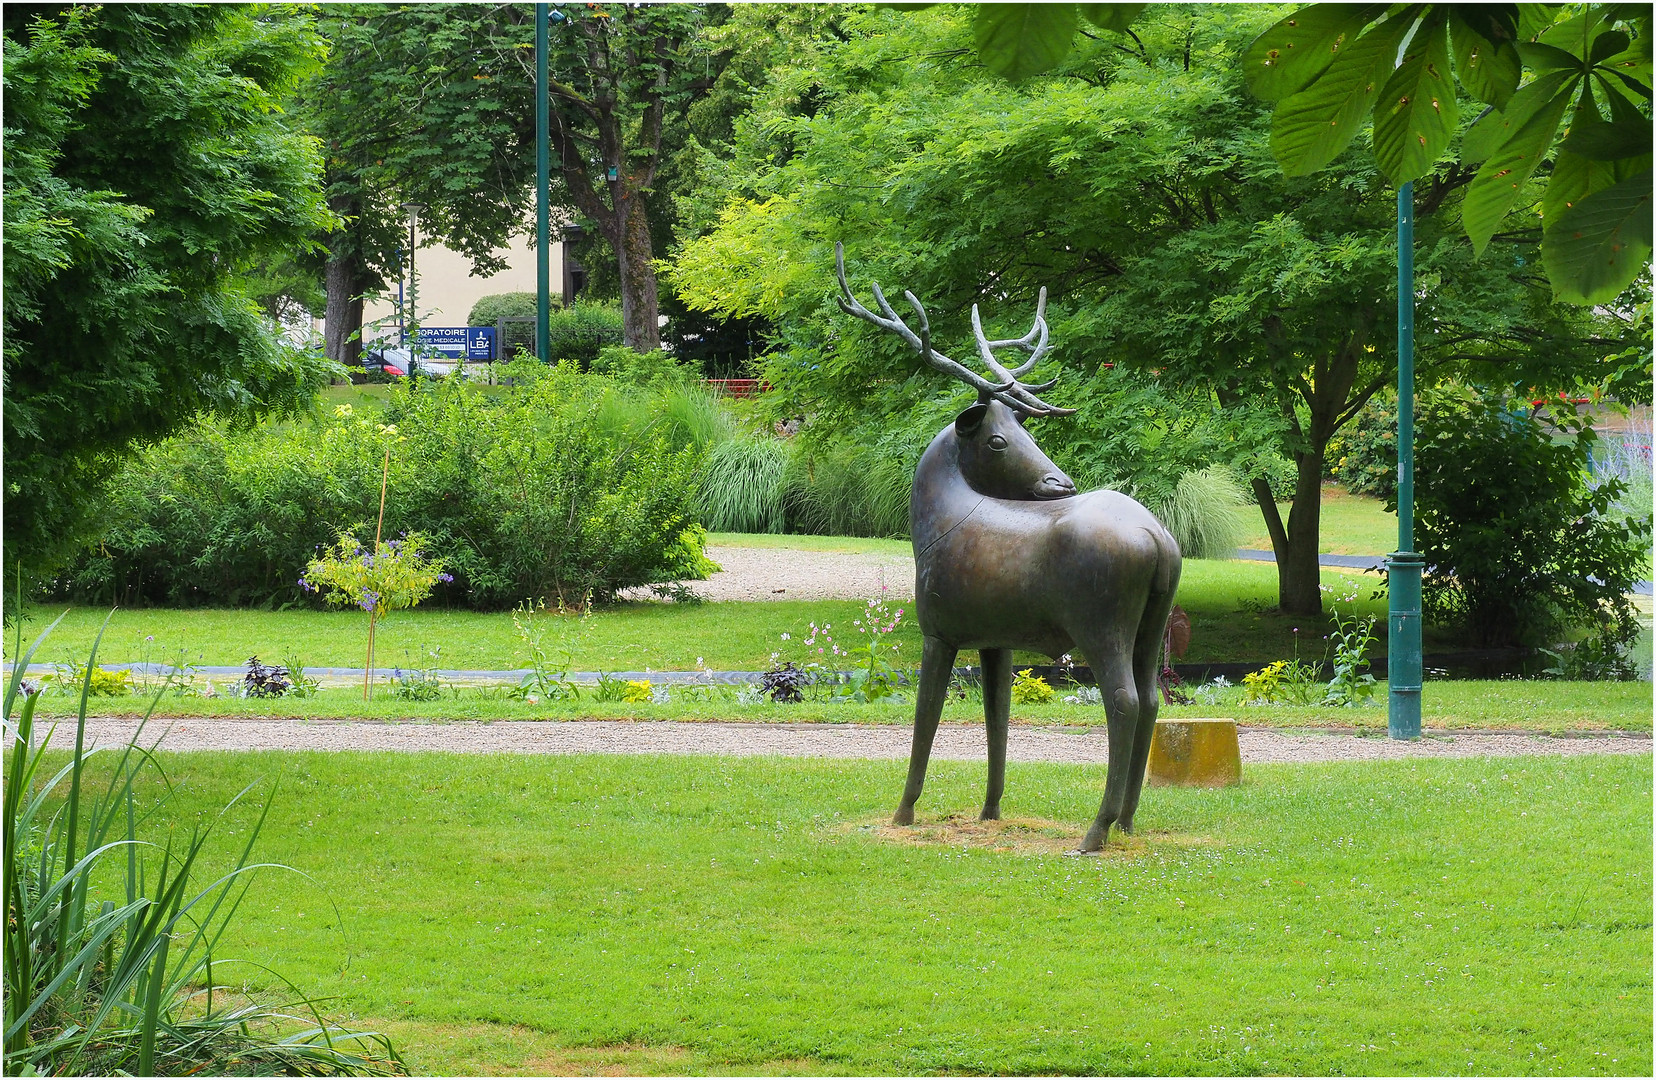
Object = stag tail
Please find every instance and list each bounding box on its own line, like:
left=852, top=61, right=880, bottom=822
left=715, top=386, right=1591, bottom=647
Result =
left=834, top=242, right=1075, bottom=418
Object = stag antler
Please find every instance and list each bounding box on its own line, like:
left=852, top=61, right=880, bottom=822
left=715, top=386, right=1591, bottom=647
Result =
left=834, top=243, right=1074, bottom=418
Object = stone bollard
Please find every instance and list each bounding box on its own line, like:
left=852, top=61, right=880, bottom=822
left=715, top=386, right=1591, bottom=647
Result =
left=1148, top=717, right=1241, bottom=787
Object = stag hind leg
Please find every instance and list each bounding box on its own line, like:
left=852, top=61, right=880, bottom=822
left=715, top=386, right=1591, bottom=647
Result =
left=1075, top=639, right=1140, bottom=853
left=1118, top=567, right=1181, bottom=835
left=980, top=648, right=1012, bottom=821
left=894, top=635, right=958, bottom=826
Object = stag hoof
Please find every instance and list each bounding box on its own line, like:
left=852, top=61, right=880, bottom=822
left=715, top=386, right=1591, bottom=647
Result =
left=892, top=804, right=915, bottom=826
left=980, top=804, right=1001, bottom=821
left=1063, top=846, right=1103, bottom=858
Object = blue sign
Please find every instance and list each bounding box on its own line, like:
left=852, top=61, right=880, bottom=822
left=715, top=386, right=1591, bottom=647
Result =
left=413, top=327, right=496, bottom=360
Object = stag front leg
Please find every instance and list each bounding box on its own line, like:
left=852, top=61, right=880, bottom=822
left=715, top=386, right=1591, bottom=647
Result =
left=1076, top=647, right=1140, bottom=853
left=979, top=648, right=1012, bottom=821
left=894, top=635, right=958, bottom=826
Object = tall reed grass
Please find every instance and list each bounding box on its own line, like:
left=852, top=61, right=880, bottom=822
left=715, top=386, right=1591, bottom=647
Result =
left=3, top=612, right=404, bottom=1076
left=1151, top=466, right=1248, bottom=560
left=699, top=437, right=789, bottom=533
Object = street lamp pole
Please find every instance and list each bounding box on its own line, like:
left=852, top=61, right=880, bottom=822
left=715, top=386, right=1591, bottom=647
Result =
left=401, top=202, right=425, bottom=358
left=1388, top=181, right=1423, bottom=740
left=536, top=3, right=551, bottom=364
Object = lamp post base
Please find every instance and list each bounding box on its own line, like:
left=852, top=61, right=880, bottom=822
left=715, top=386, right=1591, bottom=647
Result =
left=1387, top=551, right=1424, bottom=740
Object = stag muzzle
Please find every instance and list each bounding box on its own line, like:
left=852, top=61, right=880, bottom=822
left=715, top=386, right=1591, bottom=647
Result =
left=1033, top=471, right=1076, bottom=499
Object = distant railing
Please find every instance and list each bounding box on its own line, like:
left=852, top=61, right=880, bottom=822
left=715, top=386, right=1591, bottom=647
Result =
left=705, top=378, right=767, bottom=399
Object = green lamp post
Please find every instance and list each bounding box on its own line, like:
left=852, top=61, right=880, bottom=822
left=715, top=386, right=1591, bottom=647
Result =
left=535, top=3, right=551, bottom=364
left=1389, top=181, right=1424, bottom=740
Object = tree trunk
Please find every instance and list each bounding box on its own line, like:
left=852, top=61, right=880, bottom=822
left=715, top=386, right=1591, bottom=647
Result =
left=1279, top=447, right=1327, bottom=617
left=1253, top=450, right=1327, bottom=618
left=615, top=185, right=660, bottom=352
left=323, top=192, right=368, bottom=367
left=324, top=246, right=365, bottom=367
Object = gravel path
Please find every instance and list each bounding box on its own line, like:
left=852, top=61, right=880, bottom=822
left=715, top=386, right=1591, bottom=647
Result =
left=36, top=717, right=1650, bottom=764
left=622, top=545, right=916, bottom=602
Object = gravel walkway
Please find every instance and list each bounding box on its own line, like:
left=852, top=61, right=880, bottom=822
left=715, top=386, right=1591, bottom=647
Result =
left=621, top=545, right=918, bottom=602
left=36, top=717, right=1650, bottom=764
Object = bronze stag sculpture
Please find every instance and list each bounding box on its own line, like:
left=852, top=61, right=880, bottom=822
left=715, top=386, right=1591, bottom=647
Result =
left=835, top=245, right=1182, bottom=852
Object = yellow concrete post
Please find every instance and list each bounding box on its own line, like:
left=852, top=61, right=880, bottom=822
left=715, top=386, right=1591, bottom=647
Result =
left=1148, top=718, right=1241, bottom=787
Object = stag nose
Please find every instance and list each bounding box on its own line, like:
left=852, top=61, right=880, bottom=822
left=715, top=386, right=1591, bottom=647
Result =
left=1033, top=472, right=1076, bottom=499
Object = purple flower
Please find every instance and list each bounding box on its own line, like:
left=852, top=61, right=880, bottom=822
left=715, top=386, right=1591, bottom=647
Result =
left=297, top=576, right=314, bottom=592
left=436, top=572, right=454, bottom=583
left=358, top=589, right=380, bottom=612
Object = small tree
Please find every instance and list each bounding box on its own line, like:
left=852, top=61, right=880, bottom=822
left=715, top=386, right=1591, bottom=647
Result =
left=302, top=530, right=450, bottom=698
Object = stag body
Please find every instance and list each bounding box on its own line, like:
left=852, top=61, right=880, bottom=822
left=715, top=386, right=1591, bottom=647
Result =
left=835, top=244, right=1180, bottom=852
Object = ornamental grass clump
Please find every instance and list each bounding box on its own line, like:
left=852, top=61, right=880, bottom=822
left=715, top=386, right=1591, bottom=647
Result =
left=3, top=610, right=403, bottom=1077
left=302, top=531, right=450, bottom=699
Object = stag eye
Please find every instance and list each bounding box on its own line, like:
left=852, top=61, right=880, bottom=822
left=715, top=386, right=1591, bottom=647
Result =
left=987, top=434, right=1008, bottom=451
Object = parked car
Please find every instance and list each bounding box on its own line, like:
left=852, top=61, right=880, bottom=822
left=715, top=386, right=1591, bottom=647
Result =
left=361, top=346, right=459, bottom=378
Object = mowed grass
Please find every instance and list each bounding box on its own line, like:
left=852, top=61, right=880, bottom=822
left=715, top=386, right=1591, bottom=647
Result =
left=9, top=562, right=1403, bottom=672
left=75, top=750, right=1651, bottom=1076
left=1239, top=484, right=1398, bottom=556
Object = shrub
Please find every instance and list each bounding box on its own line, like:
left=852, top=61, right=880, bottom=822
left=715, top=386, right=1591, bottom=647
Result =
left=1400, top=386, right=1649, bottom=658
left=783, top=437, right=916, bottom=539
left=545, top=303, right=625, bottom=366
left=467, top=292, right=546, bottom=328
left=591, top=345, right=699, bottom=388
left=1010, top=668, right=1055, bottom=705
left=54, top=366, right=716, bottom=609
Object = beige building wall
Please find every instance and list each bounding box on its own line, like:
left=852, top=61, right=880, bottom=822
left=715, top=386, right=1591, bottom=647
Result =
left=362, top=232, right=563, bottom=345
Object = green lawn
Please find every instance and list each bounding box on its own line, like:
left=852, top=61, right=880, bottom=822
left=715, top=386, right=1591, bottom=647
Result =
left=85, top=750, right=1652, bottom=1076
left=1239, top=484, right=1399, bottom=555
left=9, top=561, right=1401, bottom=673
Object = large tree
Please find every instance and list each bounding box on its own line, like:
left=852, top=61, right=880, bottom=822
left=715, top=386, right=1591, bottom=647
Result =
left=673, top=5, right=1637, bottom=615
left=530, top=3, right=728, bottom=351
left=299, top=4, right=537, bottom=366
left=3, top=4, right=336, bottom=578
left=946, top=2, right=1653, bottom=306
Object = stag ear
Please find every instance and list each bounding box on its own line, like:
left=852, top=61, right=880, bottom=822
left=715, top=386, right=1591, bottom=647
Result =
left=954, top=403, right=989, bottom=437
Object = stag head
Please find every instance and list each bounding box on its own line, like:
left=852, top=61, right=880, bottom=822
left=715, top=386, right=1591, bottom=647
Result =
left=833, top=242, right=1075, bottom=420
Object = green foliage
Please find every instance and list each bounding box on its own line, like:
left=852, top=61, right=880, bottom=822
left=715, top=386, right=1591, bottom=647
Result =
left=1327, top=395, right=1399, bottom=498
left=945, top=2, right=1653, bottom=304
left=674, top=4, right=1635, bottom=611
left=783, top=438, right=916, bottom=540
left=2, top=5, right=339, bottom=579
left=3, top=618, right=403, bottom=1076
left=1010, top=668, right=1056, bottom=705
left=1401, top=385, right=1650, bottom=654
left=54, top=367, right=716, bottom=609
left=49, top=662, right=132, bottom=698
left=1241, top=657, right=1322, bottom=706
left=468, top=293, right=545, bottom=328
left=301, top=5, right=539, bottom=361
left=591, top=345, right=699, bottom=388
left=1321, top=583, right=1381, bottom=707
left=835, top=597, right=907, bottom=704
